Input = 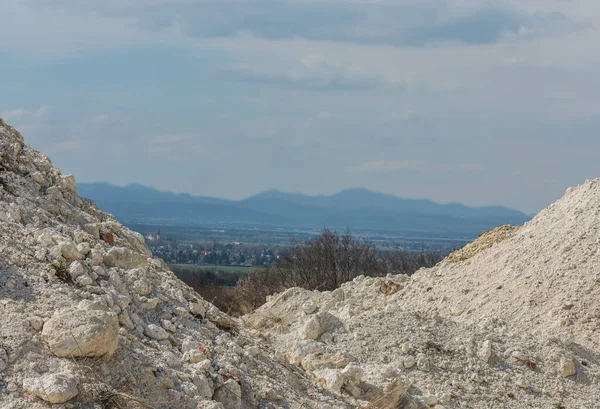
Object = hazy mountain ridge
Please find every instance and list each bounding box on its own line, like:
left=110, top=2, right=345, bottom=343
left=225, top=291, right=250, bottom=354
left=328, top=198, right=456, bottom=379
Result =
left=78, top=182, right=531, bottom=237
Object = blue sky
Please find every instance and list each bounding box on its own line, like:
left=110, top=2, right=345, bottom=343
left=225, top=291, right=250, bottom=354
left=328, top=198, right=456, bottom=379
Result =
left=2, top=0, right=599, bottom=213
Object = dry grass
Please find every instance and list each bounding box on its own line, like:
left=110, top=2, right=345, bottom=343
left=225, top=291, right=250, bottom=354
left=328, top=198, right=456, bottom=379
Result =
left=447, top=225, right=519, bottom=262
left=362, top=380, right=409, bottom=409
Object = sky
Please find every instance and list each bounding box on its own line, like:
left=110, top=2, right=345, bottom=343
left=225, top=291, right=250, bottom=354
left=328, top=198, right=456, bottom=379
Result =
left=1, top=0, right=599, bottom=213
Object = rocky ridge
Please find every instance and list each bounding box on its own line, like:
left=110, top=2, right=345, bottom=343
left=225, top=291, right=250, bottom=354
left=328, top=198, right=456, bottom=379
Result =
left=0, top=121, right=353, bottom=408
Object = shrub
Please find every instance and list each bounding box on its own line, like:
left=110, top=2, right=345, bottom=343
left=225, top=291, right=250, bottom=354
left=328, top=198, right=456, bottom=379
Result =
left=234, top=229, right=441, bottom=314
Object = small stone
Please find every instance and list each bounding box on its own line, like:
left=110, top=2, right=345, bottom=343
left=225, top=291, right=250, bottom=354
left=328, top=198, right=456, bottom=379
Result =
left=560, top=357, right=576, bottom=377
left=76, top=274, right=94, bottom=286
left=0, top=358, right=7, bottom=372
left=60, top=242, right=83, bottom=262
left=423, top=395, right=438, bottom=406
left=555, top=332, right=574, bottom=346
left=144, top=324, right=169, bottom=340
left=417, top=355, right=430, bottom=372
left=5, top=280, right=15, bottom=289
left=132, top=279, right=152, bottom=296
left=76, top=242, right=91, bottom=256
left=29, top=316, right=45, bottom=331
left=103, top=232, right=116, bottom=246
left=403, top=356, right=416, bottom=369
left=478, top=340, right=493, bottom=362
left=68, top=261, right=85, bottom=279
left=213, top=379, right=242, bottom=409
left=184, top=349, right=208, bottom=363
left=22, top=373, right=79, bottom=403
left=189, top=302, right=206, bottom=317
left=302, top=300, right=318, bottom=314
left=162, top=319, right=177, bottom=333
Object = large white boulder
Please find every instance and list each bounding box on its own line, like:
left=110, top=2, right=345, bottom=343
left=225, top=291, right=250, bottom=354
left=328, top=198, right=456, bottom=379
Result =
left=42, top=308, right=119, bottom=358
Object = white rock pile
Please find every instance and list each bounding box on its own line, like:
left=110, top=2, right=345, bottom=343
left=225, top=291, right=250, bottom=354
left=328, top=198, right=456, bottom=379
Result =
left=0, top=121, right=353, bottom=408
left=245, top=179, right=600, bottom=408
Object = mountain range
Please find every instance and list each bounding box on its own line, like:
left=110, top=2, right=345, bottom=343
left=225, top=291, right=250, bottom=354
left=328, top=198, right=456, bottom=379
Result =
left=77, top=182, right=531, bottom=238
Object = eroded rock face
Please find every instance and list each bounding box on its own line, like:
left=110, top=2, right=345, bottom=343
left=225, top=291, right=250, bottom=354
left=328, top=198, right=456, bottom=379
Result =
left=22, top=373, right=79, bottom=403
left=42, top=308, right=119, bottom=358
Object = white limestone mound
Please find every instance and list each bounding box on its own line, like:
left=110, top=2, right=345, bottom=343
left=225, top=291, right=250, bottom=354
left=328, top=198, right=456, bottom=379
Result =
left=0, top=121, right=353, bottom=408
left=246, top=179, right=600, bottom=408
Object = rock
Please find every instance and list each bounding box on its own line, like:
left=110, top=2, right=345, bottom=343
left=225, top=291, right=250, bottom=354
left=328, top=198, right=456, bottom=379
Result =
left=68, top=260, right=85, bottom=279
left=560, top=357, right=577, bottom=377
left=76, top=242, right=91, bottom=255
left=184, top=349, right=209, bottom=363
left=76, top=274, right=94, bottom=286
left=313, top=364, right=364, bottom=394
left=403, top=356, right=416, bottom=369
left=302, top=300, right=318, bottom=314
left=103, top=232, right=116, bottom=245
left=417, top=354, right=430, bottom=372
left=22, top=373, right=79, bottom=403
left=0, top=358, right=6, bottom=372
left=144, top=324, right=169, bottom=340
left=29, top=316, right=45, bottom=331
left=213, top=379, right=242, bottom=409
left=301, top=315, right=325, bottom=340
left=60, top=242, right=83, bottom=261
left=132, top=279, right=152, bottom=296
left=103, top=247, right=148, bottom=269
left=60, top=174, right=77, bottom=193
left=162, top=319, right=177, bottom=333
left=479, top=340, right=493, bottom=362
left=189, top=301, right=206, bottom=317
left=556, top=332, right=574, bottom=346
left=300, top=312, right=342, bottom=340
left=193, top=374, right=214, bottom=399
left=42, top=308, right=119, bottom=358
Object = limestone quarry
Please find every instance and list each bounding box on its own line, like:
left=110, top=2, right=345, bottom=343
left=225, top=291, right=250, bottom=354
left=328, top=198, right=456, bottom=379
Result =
left=0, top=119, right=599, bottom=408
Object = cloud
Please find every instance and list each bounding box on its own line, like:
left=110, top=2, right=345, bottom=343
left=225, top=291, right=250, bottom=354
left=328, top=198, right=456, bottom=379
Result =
left=19, top=0, right=578, bottom=48
left=44, top=140, right=84, bottom=155
left=0, top=109, right=28, bottom=120
left=144, top=133, right=206, bottom=156
left=347, top=160, right=482, bottom=173
left=88, top=114, right=109, bottom=124
left=214, top=56, right=380, bottom=91
left=33, top=105, right=49, bottom=118
left=1, top=105, right=49, bottom=120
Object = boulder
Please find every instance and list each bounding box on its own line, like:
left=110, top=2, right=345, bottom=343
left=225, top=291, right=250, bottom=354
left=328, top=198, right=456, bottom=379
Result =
left=23, top=373, right=79, bottom=404
left=103, top=247, right=148, bottom=269
left=213, top=379, right=242, bottom=409
left=42, top=308, right=119, bottom=358
left=145, top=324, right=169, bottom=340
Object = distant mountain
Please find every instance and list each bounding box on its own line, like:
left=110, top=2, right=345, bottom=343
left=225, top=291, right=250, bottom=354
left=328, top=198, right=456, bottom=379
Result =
left=78, top=183, right=531, bottom=238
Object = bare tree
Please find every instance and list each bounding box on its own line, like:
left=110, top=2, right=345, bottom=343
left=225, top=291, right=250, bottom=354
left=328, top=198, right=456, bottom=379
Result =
left=234, top=229, right=442, bottom=314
